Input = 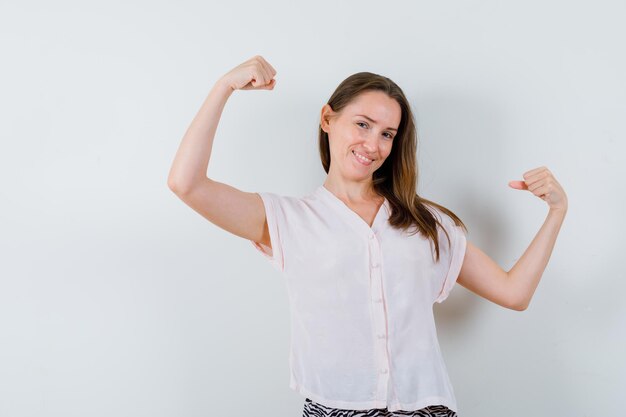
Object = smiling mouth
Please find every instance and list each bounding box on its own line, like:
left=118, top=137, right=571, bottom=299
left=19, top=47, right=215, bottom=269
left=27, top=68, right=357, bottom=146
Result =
left=352, top=150, right=374, bottom=165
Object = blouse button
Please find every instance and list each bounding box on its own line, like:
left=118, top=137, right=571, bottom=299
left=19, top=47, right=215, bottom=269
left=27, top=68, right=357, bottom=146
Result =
left=380, top=368, right=388, bottom=374
left=377, top=334, right=386, bottom=339
left=369, top=233, right=375, bottom=240
left=373, top=297, right=383, bottom=303
left=372, top=262, right=379, bottom=268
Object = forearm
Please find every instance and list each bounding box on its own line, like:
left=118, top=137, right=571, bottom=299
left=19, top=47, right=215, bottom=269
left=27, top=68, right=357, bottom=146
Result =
left=167, top=78, right=234, bottom=193
left=508, top=208, right=567, bottom=310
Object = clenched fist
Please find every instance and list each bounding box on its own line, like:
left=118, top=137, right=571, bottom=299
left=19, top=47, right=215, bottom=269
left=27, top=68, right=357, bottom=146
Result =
left=219, top=55, right=277, bottom=92
left=509, top=166, right=568, bottom=212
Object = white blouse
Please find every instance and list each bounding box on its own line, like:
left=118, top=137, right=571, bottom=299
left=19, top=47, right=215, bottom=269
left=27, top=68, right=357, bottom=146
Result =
left=250, top=184, right=467, bottom=413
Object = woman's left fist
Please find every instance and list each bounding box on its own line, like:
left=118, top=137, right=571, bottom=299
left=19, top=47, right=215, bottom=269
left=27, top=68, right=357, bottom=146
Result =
left=509, top=166, right=568, bottom=212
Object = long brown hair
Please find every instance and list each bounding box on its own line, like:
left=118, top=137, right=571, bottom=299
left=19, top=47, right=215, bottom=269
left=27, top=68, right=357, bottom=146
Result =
left=318, top=72, right=468, bottom=262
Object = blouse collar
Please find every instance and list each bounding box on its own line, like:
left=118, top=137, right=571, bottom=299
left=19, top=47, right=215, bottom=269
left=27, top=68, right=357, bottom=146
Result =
left=315, top=185, right=390, bottom=237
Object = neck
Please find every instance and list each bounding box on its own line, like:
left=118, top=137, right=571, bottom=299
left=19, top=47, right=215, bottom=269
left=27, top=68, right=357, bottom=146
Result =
left=323, top=176, right=379, bottom=203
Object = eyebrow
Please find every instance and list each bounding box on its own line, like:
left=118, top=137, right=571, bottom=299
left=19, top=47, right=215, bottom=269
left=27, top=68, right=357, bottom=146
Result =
left=355, top=114, right=398, bottom=132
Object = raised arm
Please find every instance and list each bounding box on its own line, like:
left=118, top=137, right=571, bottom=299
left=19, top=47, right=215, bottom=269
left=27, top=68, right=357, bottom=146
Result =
left=456, top=166, right=568, bottom=311
left=167, top=56, right=278, bottom=248
left=167, top=79, right=233, bottom=193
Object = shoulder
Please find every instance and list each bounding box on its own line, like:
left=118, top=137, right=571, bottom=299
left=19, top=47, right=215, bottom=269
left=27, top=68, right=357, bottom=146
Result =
left=422, top=203, right=466, bottom=244
left=257, top=188, right=324, bottom=215
left=421, top=203, right=448, bottom=227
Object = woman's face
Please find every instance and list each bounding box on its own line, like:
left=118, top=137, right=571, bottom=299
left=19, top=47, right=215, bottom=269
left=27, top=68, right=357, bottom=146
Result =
left=321, top=90, right=401, bottom=182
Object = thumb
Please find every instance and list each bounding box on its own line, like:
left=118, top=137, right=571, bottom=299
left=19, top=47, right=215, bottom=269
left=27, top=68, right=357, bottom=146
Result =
left=508, top=180, right=528, bottom=190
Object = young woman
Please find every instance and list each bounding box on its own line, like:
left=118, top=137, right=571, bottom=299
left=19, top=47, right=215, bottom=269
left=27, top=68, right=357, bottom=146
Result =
left=167, top=55, right=568, bottom=417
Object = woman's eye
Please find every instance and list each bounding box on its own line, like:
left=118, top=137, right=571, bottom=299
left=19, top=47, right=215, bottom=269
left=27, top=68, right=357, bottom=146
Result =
left=358, top=122, right=393, bottom=139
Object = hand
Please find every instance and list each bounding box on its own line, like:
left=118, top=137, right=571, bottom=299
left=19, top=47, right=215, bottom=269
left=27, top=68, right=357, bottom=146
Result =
left=509, top=166, right=568, bottom=212
left=219, top=55, right=277, bottom=92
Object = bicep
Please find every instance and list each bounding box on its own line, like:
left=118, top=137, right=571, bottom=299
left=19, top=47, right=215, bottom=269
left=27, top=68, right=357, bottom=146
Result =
left=456, top=241, right=519, bottom=310
left=171, top=178, right=270, bottom=249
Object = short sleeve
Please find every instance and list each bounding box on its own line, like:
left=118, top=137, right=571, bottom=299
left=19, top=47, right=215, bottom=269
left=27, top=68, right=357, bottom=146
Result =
left=434, top=214, right=468, bottom=304
left=250, top=192, right=287, bottom=273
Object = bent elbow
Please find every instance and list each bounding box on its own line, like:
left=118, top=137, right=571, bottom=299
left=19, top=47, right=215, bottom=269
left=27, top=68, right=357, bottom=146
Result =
left=167, top=177, right=192, bottom=195
left=167, top=178, right=178, bottom=193
left=505, top=288, right=528, bottom=311
left=511, top=298, right=529, bottom=312
left=507, top=274, right=528, bottom=311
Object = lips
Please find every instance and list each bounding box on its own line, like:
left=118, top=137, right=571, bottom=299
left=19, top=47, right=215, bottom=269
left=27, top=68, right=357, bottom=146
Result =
left=352, top=150, right=374, bottom=166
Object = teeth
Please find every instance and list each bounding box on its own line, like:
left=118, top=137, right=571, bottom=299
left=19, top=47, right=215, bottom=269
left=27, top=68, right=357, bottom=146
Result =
left=353, top=150, right=372, bottom=162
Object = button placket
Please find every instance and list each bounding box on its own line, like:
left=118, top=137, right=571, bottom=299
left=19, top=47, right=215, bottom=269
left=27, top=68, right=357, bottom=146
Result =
left=368, top=233, right=390, bottom=401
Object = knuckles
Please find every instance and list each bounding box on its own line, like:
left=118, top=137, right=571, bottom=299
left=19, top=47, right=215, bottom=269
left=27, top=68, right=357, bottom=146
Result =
left=523, top=166, right=552, bottom=181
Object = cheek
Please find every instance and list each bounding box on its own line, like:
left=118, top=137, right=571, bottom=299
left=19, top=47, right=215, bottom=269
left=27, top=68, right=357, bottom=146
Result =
left=345, top=124, right=363, bottom=139
left=382, top=143, right=394, bottom=158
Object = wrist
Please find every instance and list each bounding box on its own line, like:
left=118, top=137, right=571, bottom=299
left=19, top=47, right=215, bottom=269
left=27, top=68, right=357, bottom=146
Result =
left=548, top=206, right=568, bottom=218
left=214, top=77, right=235, bottom=95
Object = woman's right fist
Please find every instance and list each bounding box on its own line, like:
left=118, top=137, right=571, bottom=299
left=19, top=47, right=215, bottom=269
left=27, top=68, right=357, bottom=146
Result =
left=219, top=55, right=277, bottom=91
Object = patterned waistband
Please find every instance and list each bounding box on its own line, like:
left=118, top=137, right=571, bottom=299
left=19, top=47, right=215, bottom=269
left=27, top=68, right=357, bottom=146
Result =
left=302, top=398, right=458, bottom=417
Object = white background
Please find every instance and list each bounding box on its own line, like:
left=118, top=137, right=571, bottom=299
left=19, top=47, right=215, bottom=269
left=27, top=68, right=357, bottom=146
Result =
left=1, top=1, right=624, bottom=416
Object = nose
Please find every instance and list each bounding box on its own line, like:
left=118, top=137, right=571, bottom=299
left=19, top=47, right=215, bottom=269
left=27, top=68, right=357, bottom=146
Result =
left=362, top=131, right=378, bottom=152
